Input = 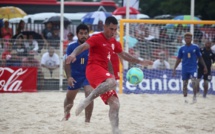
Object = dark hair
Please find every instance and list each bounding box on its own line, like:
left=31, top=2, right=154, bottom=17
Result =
left=105, top=16, right=118, bottom=25
left=16, top=20, right=25, bottom=33
left=76, top=23, right=89, bottom=34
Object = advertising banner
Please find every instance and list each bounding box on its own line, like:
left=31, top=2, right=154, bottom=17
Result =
left=123, top=69, right=215, bottom=94
left=0, top=67, right=37, bottom=92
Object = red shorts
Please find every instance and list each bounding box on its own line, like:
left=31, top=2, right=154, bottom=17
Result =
left=86, top=64, right=118, bottom=104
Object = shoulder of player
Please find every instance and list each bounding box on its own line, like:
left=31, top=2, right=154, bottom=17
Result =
left=68, top=41, right=78, bottom=46
left=67, top=41, right=79, bottom=49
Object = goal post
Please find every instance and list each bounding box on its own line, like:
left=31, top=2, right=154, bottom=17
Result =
left=118, top=19, right=215, bottom=94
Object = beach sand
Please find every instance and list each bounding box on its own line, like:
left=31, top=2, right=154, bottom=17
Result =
left=0, top=91, right=215, bottom=134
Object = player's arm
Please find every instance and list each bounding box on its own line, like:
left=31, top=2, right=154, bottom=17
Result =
left=64, top=61, right=71, bottom=79
left=173, top=58, right=181, bottom=70
left=117, top=51, right=152, bottom=66
left=172, top=58, right=181, bottom=76
left=66, top=42, right=90, bottom=64
left=198, top=56, right=208, bottom=74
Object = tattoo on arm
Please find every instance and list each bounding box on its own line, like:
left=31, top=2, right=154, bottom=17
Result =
left=72, top=43, right=89, bottom=56
left=118, top=52, right=140, bottom=64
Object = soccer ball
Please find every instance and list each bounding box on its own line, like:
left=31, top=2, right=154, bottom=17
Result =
left=126, top=67, right=144, bottom=85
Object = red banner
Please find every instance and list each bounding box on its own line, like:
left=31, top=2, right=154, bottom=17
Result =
left=0, top=67, right=37, bottom=92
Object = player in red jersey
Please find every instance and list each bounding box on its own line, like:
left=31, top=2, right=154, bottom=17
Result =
left=66, top=16, right=152, bottom=134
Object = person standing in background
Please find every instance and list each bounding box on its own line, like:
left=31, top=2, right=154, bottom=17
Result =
left=172, top=32, right=208, bottom=103
left=197, top=41, right=215, bottom=98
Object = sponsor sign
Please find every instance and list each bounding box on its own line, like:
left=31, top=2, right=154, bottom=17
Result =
left=0, top=67, right=37, bottom=92
left=123, top=69, right=215, bottom=94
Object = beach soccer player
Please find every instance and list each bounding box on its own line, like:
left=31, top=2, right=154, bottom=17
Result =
left=63, top=24, right=94, bottom=122
left=197, top=41, right=215, bottom=98
left=172, top=32, right=208, bottom=103
left=66, top=16, right=152, bottom=134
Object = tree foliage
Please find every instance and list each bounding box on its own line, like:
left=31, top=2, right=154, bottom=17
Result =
left=140, top=0, right=215, bottom=20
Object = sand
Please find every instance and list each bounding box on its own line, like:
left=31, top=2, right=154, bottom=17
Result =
left=0, top=91, right=215, bottom=134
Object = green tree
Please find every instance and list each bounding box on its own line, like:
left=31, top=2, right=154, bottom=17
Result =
left=140, top=0, right=215, bottom=20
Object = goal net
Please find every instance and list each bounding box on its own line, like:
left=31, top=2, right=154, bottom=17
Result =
left=117, top=19, right=215, bottom=94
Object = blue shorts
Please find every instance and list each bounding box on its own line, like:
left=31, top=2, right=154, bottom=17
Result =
left=67, top=75, right=89, bottom=90
left=182, top=71, right=197, bottom=80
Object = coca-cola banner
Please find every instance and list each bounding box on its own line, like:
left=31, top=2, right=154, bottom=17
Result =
left=0, top=67, right=37, bottom=92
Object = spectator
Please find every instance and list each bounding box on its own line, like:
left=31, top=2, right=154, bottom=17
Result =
left=194, top=25, right=203, bottom=46
left=15, top=35, right=28, bottom=58
left=172, top=24, right=186, bottom=41
left=1, top=19, right=13, bottom=40
left=1, top=38, right=11, bottom=51
left=24, top=34, right=39, bottom=53
left=152, top=46, right=169, bottom=61
left=94, top=20, right=104, bottom=31
left=42, top=22, right=53, bottom=48
left=6, top=51, right=21, bottom=67
left=144, top=27, right=155, bottom=41
left=63, top=32, right=74, bottom=53
left=172, top=35, right=184, bottom=56
left=159, top=28, right=170, bottom=43
left=22, top=51, right=44, bottom=89
left=16, top=20, right=25, bottom=35
left=49, top=27, right=60, bottom=49
left=1, top=45, right=12, bottom=66
left=152, top=52, right=170, bottom=69
left=41, top=47, right=60, bottom=77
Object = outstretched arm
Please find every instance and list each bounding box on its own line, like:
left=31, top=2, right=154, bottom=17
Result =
left=117, top=51, right=153, bottom=66
left=66, top=42, right=90, bottom=64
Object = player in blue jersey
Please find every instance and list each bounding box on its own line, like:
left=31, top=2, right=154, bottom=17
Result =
left=197, top=41, right=215, bottom=98
left=62, top=24, right=94, bottom=122
left=172, top=32, right=207, bottom=103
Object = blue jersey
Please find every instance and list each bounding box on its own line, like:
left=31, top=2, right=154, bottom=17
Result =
left=66, top=41, right=89, bottom=77
left=177, top=44, right=201, bottom=73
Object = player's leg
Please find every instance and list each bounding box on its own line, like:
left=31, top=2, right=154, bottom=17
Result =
left=191, top=78, right=198, bottom=103
left=191, top=71, right=198, bottom=103
left=83, top=85, right=94, bottom=122
left=63, top=89, right=79, bottom=120
left=75, top=77, right=116, bottom=116
left=107, top=95, right=120, bottom=134
left=203, top=80, right=209, bottom=98
left=63, top=76, right=83, bottom=121
left=196, top=68, right=203, bottom=94
left=196, top=79, right=201, bottom=96
left=203, top=69, right=211, bottom=98
left=183, top=80, right=188, bottom=103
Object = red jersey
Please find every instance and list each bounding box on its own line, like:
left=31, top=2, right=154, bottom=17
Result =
left=86, top=33, right=122, bottom=70
left=110, top=41, right=122, bottom=79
